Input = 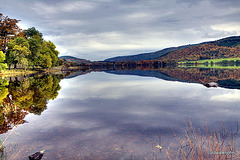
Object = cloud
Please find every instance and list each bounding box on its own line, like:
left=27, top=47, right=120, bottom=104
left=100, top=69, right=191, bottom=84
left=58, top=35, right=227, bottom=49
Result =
left=32, top=1, right=96, bottom=15
left=210, top=0, right=240, bottom=8
left=1, top=0, right=240, bottom=60
left=210, top=91, right=240, bottom=102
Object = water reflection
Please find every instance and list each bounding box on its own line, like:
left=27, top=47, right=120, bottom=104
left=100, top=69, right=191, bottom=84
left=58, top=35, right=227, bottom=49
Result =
left=105, top=67, right=240, bottom=89
left=0, top=68, right=240, bottom=159
left=51, top=72, right=240, bottom=159
left=0, top=74, right=62, bottom=134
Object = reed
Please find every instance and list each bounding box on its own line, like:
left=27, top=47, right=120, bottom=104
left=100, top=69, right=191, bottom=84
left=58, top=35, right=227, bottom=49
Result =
left=166, top=118, right=240, bottom=160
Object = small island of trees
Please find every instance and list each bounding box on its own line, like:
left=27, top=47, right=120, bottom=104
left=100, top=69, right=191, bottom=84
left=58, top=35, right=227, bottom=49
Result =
left=0, top=13, right=60, bottom=72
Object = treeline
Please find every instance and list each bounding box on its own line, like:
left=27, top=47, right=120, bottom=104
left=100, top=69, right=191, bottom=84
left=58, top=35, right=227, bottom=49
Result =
left=89, top=59, right=177, bottom=70
left=0, top=13, right=60, bottom=70
left=179, top=59, right=240, bottom=67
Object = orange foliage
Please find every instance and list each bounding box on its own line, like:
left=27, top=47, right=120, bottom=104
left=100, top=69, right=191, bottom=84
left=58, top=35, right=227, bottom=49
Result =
left=161, top=44, right=240, bottom=61
left=0, top=13, right=22, bottom=53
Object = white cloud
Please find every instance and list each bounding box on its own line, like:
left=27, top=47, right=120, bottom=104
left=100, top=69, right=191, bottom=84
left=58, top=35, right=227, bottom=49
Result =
left=57, top=20, right=86, bottom=26
left=61, top=1, right=95, bottom=12
left=210, top=91, right=240, bottom=102
left=211, top=23, right=240, bottom=35
left=45, top=28, right=207, bottom=60
left=2, top=0, right=240, bottom=60
left=32, top=1, right=96, bottom=16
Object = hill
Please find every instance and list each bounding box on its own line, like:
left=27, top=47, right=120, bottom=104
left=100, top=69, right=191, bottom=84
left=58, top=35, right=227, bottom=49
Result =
left=104, top=45, right=195, bottom=62
left=212, top=36, right=240, bottom=47
left=104, top=36, right=240, bottom=62
left=59, top=56, right=91, bottom=64
left=163, top=36, right=240, bottom=62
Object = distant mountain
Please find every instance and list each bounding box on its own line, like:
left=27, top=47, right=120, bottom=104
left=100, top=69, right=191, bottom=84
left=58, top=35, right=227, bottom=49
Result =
left=212, top=36, right=240, bottom=47
left=104, top=36, right=240, bottom=62
left=59, top=56, right=91, bottom=64
left=104, top=45, right=195, bottom=62
left=163, top=36, right=240, bottom=61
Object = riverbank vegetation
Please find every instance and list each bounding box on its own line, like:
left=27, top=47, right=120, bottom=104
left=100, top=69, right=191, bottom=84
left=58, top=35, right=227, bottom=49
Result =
left=178, top=58, right=240, bottom=69
left=166, top=119, right=240, bottom=160
left=0, top=13, right=60, bottom=74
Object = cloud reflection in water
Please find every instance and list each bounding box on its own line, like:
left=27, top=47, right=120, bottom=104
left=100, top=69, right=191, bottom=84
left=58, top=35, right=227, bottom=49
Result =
left=4, top=72, right=240, bottom=159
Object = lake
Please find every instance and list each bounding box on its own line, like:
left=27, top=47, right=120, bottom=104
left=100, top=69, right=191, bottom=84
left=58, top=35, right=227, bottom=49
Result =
left=1, top=68, right=240, bottom=159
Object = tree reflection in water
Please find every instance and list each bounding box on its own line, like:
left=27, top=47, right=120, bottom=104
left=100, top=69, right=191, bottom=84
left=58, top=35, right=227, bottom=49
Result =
left=0, top=74, right=62, bottom=134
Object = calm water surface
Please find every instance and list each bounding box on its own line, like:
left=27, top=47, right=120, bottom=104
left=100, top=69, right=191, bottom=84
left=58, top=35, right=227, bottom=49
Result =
left=1, top=71, right=240, bottom=159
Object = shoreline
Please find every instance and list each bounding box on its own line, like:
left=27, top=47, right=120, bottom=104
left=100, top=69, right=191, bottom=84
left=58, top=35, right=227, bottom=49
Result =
left=0, top=66, right=88, bottom=78
left=0, top=70, right=38, bottom=78
left=0, top=66, right=64, bottom=78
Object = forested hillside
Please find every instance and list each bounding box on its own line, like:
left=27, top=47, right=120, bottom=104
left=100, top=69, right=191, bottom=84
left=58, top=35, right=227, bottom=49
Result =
left=104, top=45, right=195, bottom=62
left=162, top=43, right=240, bottom=61
left=59, top=56, right=91, bottom=64
left=105, top=36, right=240, bottom=62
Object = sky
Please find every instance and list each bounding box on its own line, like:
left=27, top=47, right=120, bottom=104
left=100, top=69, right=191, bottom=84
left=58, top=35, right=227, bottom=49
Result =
left=1, top=0, right=240, bottom=61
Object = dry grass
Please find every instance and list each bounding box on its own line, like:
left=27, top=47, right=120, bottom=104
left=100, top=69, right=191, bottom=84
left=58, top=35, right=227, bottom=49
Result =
left=0, top=120, right=23, bottom=160
left=166, top=118, right=240, bottom=160
left=0, top=69, right=37, bottom=78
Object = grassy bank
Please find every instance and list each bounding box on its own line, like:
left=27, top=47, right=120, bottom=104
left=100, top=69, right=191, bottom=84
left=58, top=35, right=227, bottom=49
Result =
left=178, top=58, right=240, bottom=69
left=179, top=58, right=240, bottom=64
left=0, top=69, right=38, bottom=78
left=178, top=65, right=240, bottom=69
left=0, top=66, right=88, bottom=78
left=0, top=66, right=65, bottom=78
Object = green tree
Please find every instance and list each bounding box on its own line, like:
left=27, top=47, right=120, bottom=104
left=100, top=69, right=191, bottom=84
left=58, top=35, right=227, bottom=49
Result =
left=0, top=51, right=7, bottom=71
left=19, top=57, right=28, bottom=70
left=27, top=38, right=41, bottom=68
left=24, top=27, right=43, bottom=39
left=6, top=37, right=31, bottom=69
left=39, top=54, right=52, bottom=68
left=42, top=41, right=60, bottom=67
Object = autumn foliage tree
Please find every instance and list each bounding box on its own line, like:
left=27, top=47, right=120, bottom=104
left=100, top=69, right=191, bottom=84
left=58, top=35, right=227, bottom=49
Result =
left=0, top=13, right=23, bottom=54
left=160, top=43, right=240, bottom=62
left=0, top=13, right=60, bottom=69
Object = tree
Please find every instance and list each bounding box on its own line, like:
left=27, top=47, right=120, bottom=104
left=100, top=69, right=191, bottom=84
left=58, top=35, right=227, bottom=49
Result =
left=27, top=38, right=41, bottom=68
left=19, top=57, right=28, bottom=70
left=6, top=37, right=31, bottom=69
left=42, top=41, right=60, bottom=67
left=0, top=51, right=7, bottom=71
left=0, top=14, right=22, bottom=53
left=1, top=15, right=61, bottom=70
left=39, top=53, right=52, bottom=68
left=24, top=27, right=43, bottom=39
